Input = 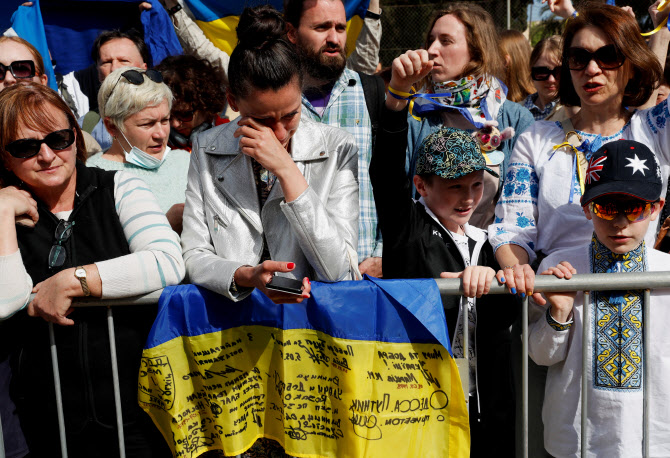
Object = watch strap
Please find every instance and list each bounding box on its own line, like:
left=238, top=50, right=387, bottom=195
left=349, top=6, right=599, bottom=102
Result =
left=75, top=266, right=90, bottom=297
left=168, top=3, right=183, bottom=16
left=366, top=8, right=382, bottom=20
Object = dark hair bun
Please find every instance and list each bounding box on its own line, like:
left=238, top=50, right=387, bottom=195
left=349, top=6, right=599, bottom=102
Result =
left=236, top=5, right=286, bottom=50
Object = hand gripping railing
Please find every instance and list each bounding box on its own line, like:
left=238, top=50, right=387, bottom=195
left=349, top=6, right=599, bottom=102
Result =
left=2, top=273, right=670, bottom=458
left=437, top=271, right=670, bottom=458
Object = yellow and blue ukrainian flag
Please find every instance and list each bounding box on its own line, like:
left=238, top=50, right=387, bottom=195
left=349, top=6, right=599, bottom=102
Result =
left=183, top=0, right=371, bottom=57
left=139, top=278, right=470, bottom=457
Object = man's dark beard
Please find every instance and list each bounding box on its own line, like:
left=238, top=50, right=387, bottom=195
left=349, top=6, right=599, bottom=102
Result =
left=299, top=42, right=347, bottom=86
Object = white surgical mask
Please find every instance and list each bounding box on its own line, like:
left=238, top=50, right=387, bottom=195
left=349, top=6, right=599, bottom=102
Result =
left=117, top=131, right=169, bottom=170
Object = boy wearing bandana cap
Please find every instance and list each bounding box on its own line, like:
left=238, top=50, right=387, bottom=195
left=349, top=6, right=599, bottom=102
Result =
left=370, top=124, right=518, bottom=456
left=529, top=139, right=670, bottom=457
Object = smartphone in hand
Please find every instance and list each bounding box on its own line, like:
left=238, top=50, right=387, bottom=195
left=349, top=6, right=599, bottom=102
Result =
left=266, top=276, right=304, bottom=295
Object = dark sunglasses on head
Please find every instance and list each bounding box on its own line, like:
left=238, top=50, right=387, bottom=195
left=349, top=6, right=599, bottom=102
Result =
left=5, top=128, right=75, bottom=159
left=109, top=69, right=164, bottom=97
left=567, top=44, right=625, bottom=71
left=172, top=110, right=195, bottom=122
left=590, top=199, right=655, bottom=223
left=0, top=60, right=36, bottom=81
left=48, top=220, right=75, bottom=269
left=531, top=66, right=561, bottom=81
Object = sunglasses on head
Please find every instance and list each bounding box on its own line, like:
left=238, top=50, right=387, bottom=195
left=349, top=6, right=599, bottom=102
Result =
left=567, top=44, right=625, bottom=71
left=109, top=69, right=163, bottom=97
left=172, top=110, right=195, bottom=122
left=0, top=60, right=36, bottom=82
left=531, top=66, right=561, bottom=81
left=5, top=129, right=76, bottom=159
left=590, top=199, right=655, bottom=223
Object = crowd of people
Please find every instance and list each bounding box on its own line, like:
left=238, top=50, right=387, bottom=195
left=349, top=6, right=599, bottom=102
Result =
left=1, top=0, right=670, bottom=457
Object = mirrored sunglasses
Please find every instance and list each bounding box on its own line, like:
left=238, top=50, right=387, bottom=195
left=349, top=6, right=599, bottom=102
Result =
left=567, top=44, right=625, bottom=71
left=0, top=60, right=36, bottom=81
left=48, top=220, right=75, bottom=269
left=5, top=129, right=75, bottom=159
left=590, top=200, right=654, bottom=223
left=531, top=66, right=561, bottom=81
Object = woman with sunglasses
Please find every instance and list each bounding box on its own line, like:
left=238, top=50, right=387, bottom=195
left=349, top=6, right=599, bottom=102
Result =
left=88, top=66, right=191, bottom=233
left=523, top=35, right=570, bottom=121
left=386, top=3, right=534, bottom=230
left=0, top=82, right=185, bottom=456
left=0, top=36, right=48, bottom=91
left=156, top=54, right=228, bottom=152
left=489, top=3, right=670, bottom=454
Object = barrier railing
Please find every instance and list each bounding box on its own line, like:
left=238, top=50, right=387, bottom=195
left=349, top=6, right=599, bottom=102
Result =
left=2, top=272, right=669, bottom=458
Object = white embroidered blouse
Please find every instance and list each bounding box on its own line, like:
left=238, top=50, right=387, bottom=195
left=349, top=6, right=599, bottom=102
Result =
left=488, top=100, right=670, bottom=262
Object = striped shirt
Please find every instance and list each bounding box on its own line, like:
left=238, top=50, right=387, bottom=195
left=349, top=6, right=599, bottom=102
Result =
left=301, top=68, right=382, bottom=261
left=0, top=171, right=184, bottom=317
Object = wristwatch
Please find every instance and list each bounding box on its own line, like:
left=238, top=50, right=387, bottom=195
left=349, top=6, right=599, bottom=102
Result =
left=74, top=266, right=90, bottom=297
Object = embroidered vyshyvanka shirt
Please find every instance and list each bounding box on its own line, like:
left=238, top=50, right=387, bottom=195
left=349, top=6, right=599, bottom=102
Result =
left=528, top=239, right=670, bottom=457
left=489, top=100, right=670, bottom=263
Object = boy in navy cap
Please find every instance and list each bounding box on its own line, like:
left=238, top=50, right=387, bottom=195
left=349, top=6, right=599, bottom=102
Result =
left=528, top=139, right=670, bottom=457
left=371, top=121, right=518, bottom=456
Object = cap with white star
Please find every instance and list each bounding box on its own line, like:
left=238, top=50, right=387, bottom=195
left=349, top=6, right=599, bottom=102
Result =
left=581, top=140, right=662, bottom=205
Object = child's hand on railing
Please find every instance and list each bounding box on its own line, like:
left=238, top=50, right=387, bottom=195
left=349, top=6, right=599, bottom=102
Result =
left=440, top=266, right=496, bottom=298
left=536, top=261, right=577, bottom=323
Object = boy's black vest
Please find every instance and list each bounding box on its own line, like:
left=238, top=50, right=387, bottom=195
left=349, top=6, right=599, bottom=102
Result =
left=7, top=162, right=156, bottom=439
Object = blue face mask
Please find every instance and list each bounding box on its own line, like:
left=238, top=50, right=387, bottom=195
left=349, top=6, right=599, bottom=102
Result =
left=118, top=131, right=169, bottom=170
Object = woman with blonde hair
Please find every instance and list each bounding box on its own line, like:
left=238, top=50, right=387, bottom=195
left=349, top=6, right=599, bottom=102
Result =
left=500, top=30, right=535, bottom=103
left=0, top=82, right=185, bottom=456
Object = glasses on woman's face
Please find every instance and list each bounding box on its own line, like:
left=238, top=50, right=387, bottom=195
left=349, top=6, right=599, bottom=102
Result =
left=4, top=129, right=76, bottom=159
left=531, top=66, right=561, bottom=81
left=172, top=110, right=195, bottom=123
left=48, top=220, right=75, bottom=269
left=590, top=199, right=654, bottom=223
left=567, top=44, right=625, bottom=71
left=0, top=60, right=36, bottom=81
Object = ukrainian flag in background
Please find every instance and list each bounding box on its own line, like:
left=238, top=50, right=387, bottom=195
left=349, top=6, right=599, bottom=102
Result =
left=183, top=0, right=370, bottom=57
left=139, top=278, right=470, bottom=457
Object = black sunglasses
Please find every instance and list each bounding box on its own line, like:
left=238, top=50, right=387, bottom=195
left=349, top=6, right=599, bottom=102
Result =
left=5, top=129, right=76, bottom=159
left=531, top=66, right=561, bottom=81
left=0, top=60, right=36, bottom=81
left=48, top=220, right=75, bottom=269
left=567, top=44, right=625, bottom=71
left=109, top=69, right=163, bottom=97
left=172, top=110, right=195, bottom=122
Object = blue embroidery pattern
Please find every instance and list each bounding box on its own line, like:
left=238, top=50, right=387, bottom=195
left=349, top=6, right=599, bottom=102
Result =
left=647, top=99, right=670, bottom=134
left=590, top=236, right=645, bottom=391
left=515, top=212, right=534, bottom=228
left=500, top=162, right=538, bottom=203
left=546, top=308, right=571, bottom=331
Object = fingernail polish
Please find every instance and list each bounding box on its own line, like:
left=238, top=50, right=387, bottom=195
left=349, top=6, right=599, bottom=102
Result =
left=287, top=262, right=295, bottom=269
left=521, top=293, right=526, bottom=298
left=307, top=279, right=311, bottom=284
left=501, top=276, right=506, bottom=283
left=511, top=287, right=517, bottom=294
left=527, top=291, right=533, bottom=296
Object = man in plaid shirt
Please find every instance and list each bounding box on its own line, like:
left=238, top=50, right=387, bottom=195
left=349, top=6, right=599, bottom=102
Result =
left=286, top=0, right=384, bottom=277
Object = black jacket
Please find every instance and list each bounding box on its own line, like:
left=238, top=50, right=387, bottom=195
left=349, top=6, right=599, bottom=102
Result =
left=7, top=163, right=162, bottom=455
left=371, top=106, right=518, bottom=456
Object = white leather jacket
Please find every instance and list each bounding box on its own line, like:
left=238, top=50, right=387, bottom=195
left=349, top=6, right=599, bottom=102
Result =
left=181, top=116, right=360, bottom=300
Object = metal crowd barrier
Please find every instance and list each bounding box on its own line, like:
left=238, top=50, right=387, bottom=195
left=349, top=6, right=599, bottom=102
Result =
left=2, top=273, right=670, bottom=458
